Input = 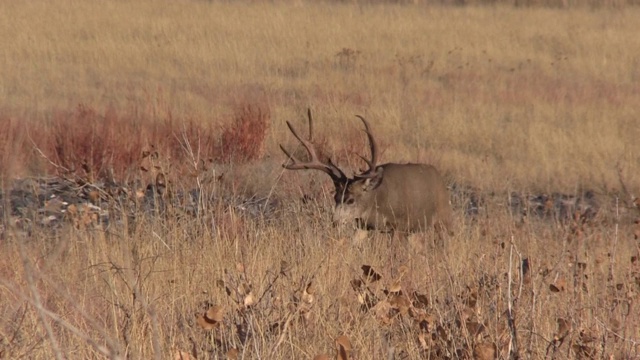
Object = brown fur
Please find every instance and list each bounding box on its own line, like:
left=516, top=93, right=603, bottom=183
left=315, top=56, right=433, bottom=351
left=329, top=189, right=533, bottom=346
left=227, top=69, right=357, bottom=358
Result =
left=281, top=109, right=453, bottom=234
left=333, top=163, right=453, bottom=233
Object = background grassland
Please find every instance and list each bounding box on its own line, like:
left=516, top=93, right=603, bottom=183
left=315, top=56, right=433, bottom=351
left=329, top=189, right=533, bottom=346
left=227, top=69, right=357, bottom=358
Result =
left=1, top=0, right=639, bottom=192
left=1, top=1, right=640, bottom=359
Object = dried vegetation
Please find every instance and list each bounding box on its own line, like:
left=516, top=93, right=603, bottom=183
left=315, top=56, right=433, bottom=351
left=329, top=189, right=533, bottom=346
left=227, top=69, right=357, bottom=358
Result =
left=1, top=0, right=640, bottom=359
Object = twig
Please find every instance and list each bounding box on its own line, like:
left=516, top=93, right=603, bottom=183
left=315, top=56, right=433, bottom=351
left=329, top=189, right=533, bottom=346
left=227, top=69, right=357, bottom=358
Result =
left=1, top=278, right=123, bottom=359
left=507, top=239, right=520, bottom=359
left=268, top=308, right=298, bottom=357
left=27, top=133, right=70, bottom=173
left=263, top=167, right=286, bottom=214
left=19, top=245, right=64, bottom=360
left=616, top=163, right=636, bottom=208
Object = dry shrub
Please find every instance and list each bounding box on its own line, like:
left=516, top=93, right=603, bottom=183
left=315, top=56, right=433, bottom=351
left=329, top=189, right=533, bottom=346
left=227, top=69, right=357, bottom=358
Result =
left=45, top=105, right=145, bottom=181
left=218, top=104, right=269, bottom=164
left=33, top=104, right=219, bottom=183
left=1, top=102, right=271, bottom=183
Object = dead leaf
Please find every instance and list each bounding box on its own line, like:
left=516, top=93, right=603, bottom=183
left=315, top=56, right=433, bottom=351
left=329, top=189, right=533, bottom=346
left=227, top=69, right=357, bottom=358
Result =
left=372, top=299, right=393, bottom=325
left=196, top=305, right=224, bottom=330
left=350, top=279, right=363, bottom=291
left=413, top=291, right=430, bottom=308
left=66, top=204, right=78, bottom=216
left=88, top=190, right=100, bottom=203
left=174, top=350, right=191, bottom=360
left=465, top=321, right=486, bottom=340
left=550, top=277, right=566, bottom=292
left=226, top=348, right=239, bottom=359
left=473, top=342, right=496, bottom=360
left=335, top=335, right=351, bottom=360
left=388, top=280, right=402, bottom=294
left=555, top=317, right=571, bottom=342
left=302, top=282, right=314, bottom=304
left=579, top=328, right=598, bottom=343
left=244, top=292, right=256, bottom=307
left=206, top=306, right=224, bottom=322
left=388, top=294, right=410, bottom=315
left=361, top=265, right=382, bottom=282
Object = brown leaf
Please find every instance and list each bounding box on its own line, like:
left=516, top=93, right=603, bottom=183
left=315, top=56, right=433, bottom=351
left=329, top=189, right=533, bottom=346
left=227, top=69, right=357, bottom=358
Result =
left=555, top=317, right=571, bottom=342
left=302, top=282, right=315, bottom=304
left=372, top=299, right=393, bottom=325
left=361, top=265, right=382, bottom=282
left=244, top=292, right=256, bottom=307
left=413, top=291, right=430, bottom=308
left=226, top=348, right=239, bottom=360
left=196, top=305, right=224, bottom=330
left=388, top=280, right=402, bottom=294
left=306, top=281, right=315, bottom=295
left=335, top=335, right=351, bottom=360
left=473, top=342, right=496, bottom=360
left=88, top=190, right=100, bottom=203
left=388, top=295, right=410, bottom=315
left=67, top=203, right=78, bottom=217
left=579, top=328, right=598, bottom=343
left=550, top=277, right=566, bottom=292
left=465, top=320, right=486, bottom=340
left=350, top=279, right=363, bottom=291
left=174, top=350, right=191, bottom=360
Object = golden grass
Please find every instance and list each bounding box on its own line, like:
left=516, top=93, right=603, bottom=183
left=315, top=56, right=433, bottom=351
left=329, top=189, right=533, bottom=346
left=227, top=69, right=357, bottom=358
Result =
left=0, top=1, right=640, bottom=190
left=1, top=0, right=639, bottom=191
left=1, top=1, right=640, bottom=359
left=2, top=194, right=639, bottom=358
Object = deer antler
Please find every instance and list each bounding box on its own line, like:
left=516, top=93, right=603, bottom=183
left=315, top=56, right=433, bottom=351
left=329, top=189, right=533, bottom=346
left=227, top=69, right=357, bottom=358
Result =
left=354, top=115, right=379, bottom=179
left=280, top=109, right=347, bottom=182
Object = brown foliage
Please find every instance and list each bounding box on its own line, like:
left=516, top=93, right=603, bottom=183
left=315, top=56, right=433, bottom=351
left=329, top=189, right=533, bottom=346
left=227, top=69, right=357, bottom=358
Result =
left=218, top=105, right=270, bottom=164
left=0, top=102, right=270, bottom=182
left=45, top=104, right=148, bottom=181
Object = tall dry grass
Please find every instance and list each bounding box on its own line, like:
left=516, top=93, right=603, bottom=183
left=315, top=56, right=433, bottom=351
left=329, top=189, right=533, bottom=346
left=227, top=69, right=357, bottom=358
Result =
left=2, top=189, right=639, bottom=358
left=1, top=1, right=639, bottom=359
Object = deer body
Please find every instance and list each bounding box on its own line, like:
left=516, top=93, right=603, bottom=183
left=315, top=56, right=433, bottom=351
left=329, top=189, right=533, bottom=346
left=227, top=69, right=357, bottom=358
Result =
left=281, top=109, right=453, bottom=235
left=333, top=163, right=452, bottom=232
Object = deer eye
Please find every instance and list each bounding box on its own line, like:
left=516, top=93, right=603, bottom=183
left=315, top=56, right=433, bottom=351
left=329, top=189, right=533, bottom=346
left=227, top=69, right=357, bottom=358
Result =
left=345, top=198, right=355, bottom=205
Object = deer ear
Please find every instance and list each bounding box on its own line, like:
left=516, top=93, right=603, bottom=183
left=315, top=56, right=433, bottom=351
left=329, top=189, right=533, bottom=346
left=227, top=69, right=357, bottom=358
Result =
left=362, top=167, right=384, bottom=191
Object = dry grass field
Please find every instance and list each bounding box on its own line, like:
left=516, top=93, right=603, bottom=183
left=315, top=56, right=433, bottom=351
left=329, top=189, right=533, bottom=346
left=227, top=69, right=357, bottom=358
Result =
left=1, top=1, right=639, bottom=359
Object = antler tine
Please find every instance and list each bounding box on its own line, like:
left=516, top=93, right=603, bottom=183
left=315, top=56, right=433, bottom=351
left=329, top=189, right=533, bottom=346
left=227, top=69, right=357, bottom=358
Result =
left=356, top=153, right=374, bottom=170
left=285, top=121, right=320, bottom=160
left=307, top=108, right=314, bottom=141
left=280, top=112, right=346, bottom=181
left=279, top=144, right=299, bottom=163
left=355, top=115, right=379, bottom=177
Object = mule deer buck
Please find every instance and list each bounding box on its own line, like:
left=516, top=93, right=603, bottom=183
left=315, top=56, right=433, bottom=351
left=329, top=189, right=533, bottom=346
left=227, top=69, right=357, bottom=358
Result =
left=280, top=109, right=453, bottom=235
